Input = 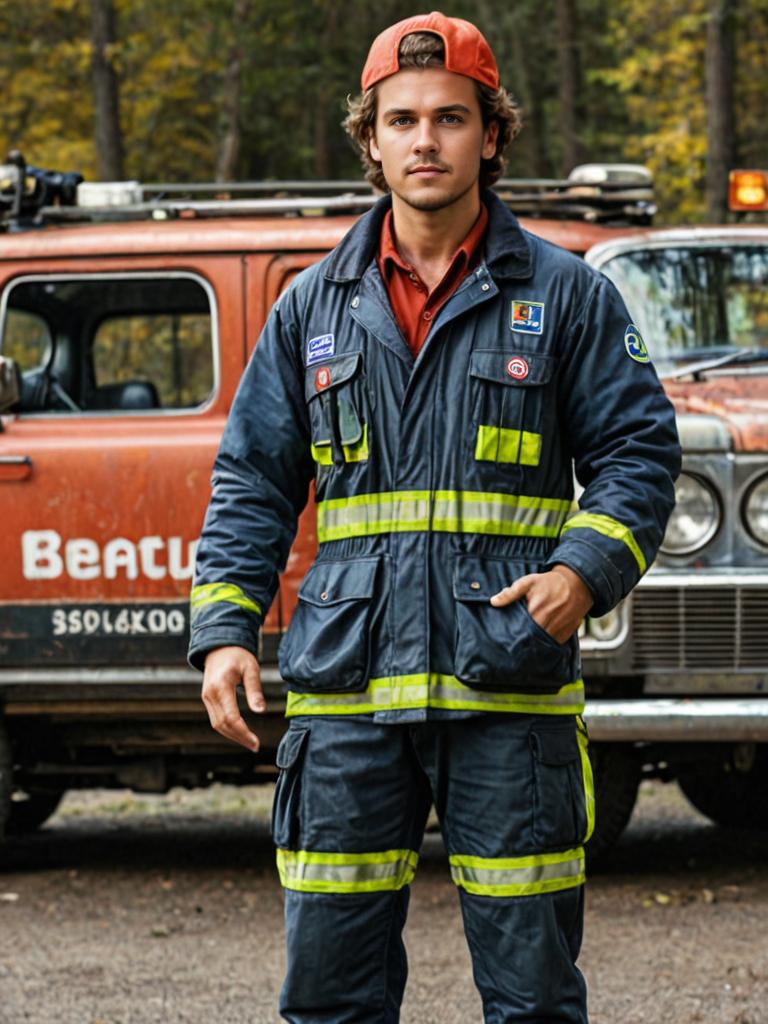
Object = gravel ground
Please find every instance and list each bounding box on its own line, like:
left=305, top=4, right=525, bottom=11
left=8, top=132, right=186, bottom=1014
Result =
left=1, top=779, right=767, bottom=1024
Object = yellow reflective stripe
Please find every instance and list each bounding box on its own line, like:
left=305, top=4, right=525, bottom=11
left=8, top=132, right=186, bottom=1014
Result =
left=475, top=425, right=542, bottom=466
left=317, top=490, right=571, bottom=543
left=311, top=424, right=369, bottom=465
left=576, top=716, right=596, bottom=844
left=449, top=847, right=585, bottom=897
left=561, top=511, right=647, bottom=573
left=276, top=848, right=418, bottom=893
left=189, top=582, right=261, bottom=619
left=285, top=675, right=585, bottom=717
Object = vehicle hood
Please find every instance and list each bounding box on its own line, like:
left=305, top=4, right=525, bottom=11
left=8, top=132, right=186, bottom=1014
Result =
left=665, top=375, right=768, bottom=452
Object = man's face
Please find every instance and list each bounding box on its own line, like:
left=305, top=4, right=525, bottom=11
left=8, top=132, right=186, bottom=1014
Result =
left=369, top=67, right=498, bottom=212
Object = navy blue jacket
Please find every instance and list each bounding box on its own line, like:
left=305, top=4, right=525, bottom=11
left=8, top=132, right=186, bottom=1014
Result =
left=189, top=191, right=681, bottom=722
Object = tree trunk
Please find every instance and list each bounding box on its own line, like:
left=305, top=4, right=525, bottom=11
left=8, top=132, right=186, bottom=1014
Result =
left=705, top=0, right=736, bottom=222
left=556, top=0, right=585, bottom=175
left=90, top=0, right=123, bottom=181
left=216, top=0, right=248, bottom=182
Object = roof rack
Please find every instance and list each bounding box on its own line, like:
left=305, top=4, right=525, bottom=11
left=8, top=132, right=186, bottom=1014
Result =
left=1, top=154, right=655, bottom=231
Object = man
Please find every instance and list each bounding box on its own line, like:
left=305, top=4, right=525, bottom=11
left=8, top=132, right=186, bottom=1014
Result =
left=189, top=12, right=680, bottom=1023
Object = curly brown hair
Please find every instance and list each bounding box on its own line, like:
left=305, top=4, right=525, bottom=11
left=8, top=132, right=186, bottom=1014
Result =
left=343, top=31, right=522, bottom=193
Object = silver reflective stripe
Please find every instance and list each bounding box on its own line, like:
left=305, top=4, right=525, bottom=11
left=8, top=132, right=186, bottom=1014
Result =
left=276, top=848, right=419, bottom=893
left=450, top=848, right=585, bottom=896
left=317, top=490, right=571, bottom=542
left=285, top=675, right=585, bottom=717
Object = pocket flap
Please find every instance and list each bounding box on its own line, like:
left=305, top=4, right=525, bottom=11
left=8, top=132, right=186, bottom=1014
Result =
left=470, top=349, right=554, bottom=386
left=530, top=727, right=580, bottom=766
left=276, top=726, right=309, bottom=769
left=452, top=555, right=526, bottom=602
left=304, top=351, right=363, bottom=402
left=298, top=556, right=380, bottom=607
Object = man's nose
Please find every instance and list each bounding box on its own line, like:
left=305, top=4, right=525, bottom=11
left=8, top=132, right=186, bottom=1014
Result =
left=412, top=118, right=439, bottom=155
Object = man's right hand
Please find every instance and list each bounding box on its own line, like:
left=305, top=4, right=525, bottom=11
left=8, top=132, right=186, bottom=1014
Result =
left=202, top=646, right=266, bottom=752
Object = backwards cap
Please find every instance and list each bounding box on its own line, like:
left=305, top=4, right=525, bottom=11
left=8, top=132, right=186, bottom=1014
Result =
left=361, top=11, right=499, bottom=92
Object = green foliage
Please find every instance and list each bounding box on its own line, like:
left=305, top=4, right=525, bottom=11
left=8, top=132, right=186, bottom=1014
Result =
left=0, top=0, right=766, bottom=222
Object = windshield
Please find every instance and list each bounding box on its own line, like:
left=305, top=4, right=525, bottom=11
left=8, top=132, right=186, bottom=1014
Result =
left=598, top=244, right=768, bottom=369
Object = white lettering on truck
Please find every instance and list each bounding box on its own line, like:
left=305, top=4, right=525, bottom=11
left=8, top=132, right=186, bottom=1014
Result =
left=22, top=530, right=197, bottom=581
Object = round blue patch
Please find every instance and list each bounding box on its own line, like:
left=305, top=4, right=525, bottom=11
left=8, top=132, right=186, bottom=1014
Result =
left=624, top=324, right=650, bottom=363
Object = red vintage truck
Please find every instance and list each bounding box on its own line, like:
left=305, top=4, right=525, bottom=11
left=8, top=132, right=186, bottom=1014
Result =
left=1, top=162, right=766, bottom=857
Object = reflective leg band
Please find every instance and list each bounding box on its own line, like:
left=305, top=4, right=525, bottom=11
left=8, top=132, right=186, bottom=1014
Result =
left=317, top=490, right=571, bottom=543
left=286, top=675, right=585, bottom=717
left=560, top=511, right=647, bottom=574
left=449, top=847, right=585, bottom=897
left=189, top=582, right=261, bottom=621
left=576, top=715, right=596, bottom=844
left=276, top=848, right=419, bottom=893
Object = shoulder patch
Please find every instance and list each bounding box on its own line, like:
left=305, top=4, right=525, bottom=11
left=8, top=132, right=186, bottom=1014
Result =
left=624, top=324, right=650, bottom=363
left=510, top=300, right=544, bottom=335
left=306, top=333, right=335, bottom=365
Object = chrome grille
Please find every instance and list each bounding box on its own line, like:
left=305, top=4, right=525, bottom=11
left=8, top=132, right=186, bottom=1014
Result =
left=631, top=586, right=768, bottom=670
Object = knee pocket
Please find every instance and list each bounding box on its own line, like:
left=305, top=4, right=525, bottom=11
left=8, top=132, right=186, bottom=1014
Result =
left=530, top=724, right=590, bottom=850
left=271, top=726, right=310, bottom=850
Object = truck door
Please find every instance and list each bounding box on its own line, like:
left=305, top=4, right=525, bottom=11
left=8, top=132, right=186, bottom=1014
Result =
left=244, top=252, right=324, bottom=664
left=0, top=260, right=241, bottom=675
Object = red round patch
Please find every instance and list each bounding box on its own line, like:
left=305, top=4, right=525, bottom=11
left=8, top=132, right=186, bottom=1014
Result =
left=315, top=366, right=331, bottom=391
left=506, top=357, right=529, bottom=379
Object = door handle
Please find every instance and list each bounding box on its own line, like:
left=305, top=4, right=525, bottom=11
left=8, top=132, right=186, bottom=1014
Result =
left=0, top=455, right=32, bottom=481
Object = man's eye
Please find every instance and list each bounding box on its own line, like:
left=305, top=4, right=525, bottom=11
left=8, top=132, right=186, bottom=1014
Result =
left=391, top=117, right=413, bottom=127
left=439, top=114, right=462, bottom=124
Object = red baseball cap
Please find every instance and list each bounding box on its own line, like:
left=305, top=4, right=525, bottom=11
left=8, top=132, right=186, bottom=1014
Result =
left=361, top=11, right=499, bottom=92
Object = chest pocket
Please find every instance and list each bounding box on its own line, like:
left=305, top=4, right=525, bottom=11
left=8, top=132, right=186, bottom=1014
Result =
left=470, top=349, right=555, bottom=467
left=304, top=351, right=368, bottom=466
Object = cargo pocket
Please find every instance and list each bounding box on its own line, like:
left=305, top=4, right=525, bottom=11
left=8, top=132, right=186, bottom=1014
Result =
left=453, top=555, right=574, bottom=693
left=271, top=726, right=309, bottom=850
left=530, top=724, right=587, bottom=850
left=469, top=349, right=554, bottom=469
left=278, top=556, right=381, bottom=692
left=305, top=351, right=368, bottom=467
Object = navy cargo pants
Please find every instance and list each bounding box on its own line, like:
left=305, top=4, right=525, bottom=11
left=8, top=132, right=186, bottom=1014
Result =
left=271, top=713, right=593, bottom=1023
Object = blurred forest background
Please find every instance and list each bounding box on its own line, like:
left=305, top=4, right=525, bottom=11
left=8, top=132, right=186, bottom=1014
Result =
left=0, top=0, right=766, bottom=223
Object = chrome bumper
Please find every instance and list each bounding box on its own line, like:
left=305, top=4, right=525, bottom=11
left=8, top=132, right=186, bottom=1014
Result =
left=585, top=698, right=768, bottom=741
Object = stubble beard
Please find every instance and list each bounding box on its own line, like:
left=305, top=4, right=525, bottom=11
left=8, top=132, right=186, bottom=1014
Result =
left=388, top=175, right=478, bottom=213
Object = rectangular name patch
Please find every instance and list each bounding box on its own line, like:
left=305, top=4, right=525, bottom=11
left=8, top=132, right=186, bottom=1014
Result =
left=510, top=301, right=545, bottom=335
left=306, top=333, right=335, bottom=364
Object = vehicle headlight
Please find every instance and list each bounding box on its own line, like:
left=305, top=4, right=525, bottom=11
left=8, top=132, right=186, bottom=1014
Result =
left=660, top=473, right=720, bottom=554
left=586, top=608, right=624, bottom=643
left=743, top=475, right=768, bottom=546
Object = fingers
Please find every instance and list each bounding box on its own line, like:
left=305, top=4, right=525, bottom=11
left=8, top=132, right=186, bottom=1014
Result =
left=201, top=646, right=262, bottom=752
left=490, top=573, right=538, bottom=606
left=242, top=656, right=266, bottom=713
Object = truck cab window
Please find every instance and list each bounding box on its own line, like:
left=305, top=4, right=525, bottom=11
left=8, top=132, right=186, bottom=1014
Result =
left=0, top=274, right=215, bottom=414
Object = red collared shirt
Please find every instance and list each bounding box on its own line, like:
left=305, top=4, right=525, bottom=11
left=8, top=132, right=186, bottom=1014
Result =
left=377, top=203, right=489, bottom=359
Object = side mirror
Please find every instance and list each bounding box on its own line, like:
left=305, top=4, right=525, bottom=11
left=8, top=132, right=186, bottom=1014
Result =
left=0, top=355, right=21, bottom=413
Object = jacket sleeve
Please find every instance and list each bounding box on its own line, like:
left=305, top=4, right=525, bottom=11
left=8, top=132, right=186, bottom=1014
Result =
left=544, top=273, right=681, bottom=617
left=187, top=286, right=313, bottom=670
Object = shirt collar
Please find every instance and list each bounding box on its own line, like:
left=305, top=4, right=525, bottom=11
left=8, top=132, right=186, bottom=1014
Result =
left=377, top=203, right=489, bottom=282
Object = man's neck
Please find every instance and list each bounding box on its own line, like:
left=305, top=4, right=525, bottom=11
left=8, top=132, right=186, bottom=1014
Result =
left=390, top=187, right=482, bottom=291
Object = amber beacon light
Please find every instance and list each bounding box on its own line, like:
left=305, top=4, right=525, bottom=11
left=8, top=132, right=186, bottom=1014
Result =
left=728, top=169, right=768, bottom=211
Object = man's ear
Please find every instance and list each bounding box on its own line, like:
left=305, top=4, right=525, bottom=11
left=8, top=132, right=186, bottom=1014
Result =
left=369, top=125, right=381, bottom=163
left=481, top=120, right=499, bottom=161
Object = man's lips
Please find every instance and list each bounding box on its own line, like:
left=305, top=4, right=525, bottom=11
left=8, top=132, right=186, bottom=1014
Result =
left=407, top=166, right=448, bottom=178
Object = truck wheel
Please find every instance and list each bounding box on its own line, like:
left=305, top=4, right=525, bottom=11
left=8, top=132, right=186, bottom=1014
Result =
left=586, top=744, right=642, bottom=864
left=678, top=744, right=768, bottom=828
left=6, top=789, right=65, bottom=835
left=0, top=718, right=11, bottom=842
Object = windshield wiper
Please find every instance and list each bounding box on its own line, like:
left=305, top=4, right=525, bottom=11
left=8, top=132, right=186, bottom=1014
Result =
left=661, top=349, right=768, bottom=380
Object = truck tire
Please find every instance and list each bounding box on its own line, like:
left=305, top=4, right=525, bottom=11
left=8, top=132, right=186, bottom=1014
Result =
left=678, top=745, right=768, bottom=828
left=6, top=789, right=65, bottom=835
left=586, top=744, right=642, bottom=865
left=0, top=718, right=11, bottom=843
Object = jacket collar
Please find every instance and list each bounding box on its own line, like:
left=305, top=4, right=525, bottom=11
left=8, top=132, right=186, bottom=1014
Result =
left=323, top=187, right=533, bottom=283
